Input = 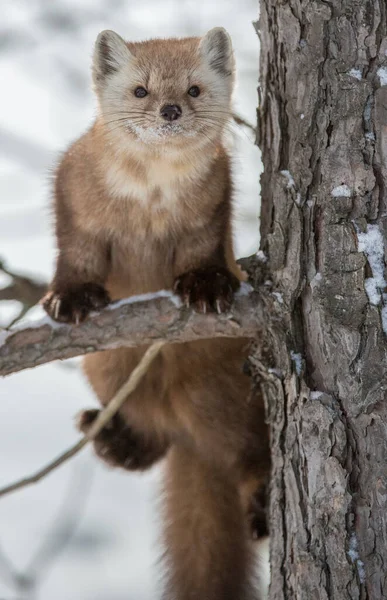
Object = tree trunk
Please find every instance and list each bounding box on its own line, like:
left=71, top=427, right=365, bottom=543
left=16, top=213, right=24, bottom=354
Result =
left=255, top=1, right=387, bottom=599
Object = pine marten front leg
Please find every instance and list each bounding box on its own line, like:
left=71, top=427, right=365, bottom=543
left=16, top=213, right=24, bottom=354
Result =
left=43, top=181, right=111, bottom=324
left=78, top=409, right=170, bottom=471
left=173, top=202, right=241, bottom=313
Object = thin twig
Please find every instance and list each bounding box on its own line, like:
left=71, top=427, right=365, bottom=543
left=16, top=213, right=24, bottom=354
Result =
left=0, top=541, right=20, bottom=589
left=0, top=465, right=92, bottom=597
left=26, top=463, right=93, bottom=579
left=0, top=259, right=46, bottom=317
left=232, top=113, right=257, bottom=134
left=0, top=341, right=166, bottom=499
left=0, top=258, right=47, bottom=329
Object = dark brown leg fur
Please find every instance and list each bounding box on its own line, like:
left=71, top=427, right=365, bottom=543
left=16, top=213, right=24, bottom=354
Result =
left=78, top=409, right=169, bottom=470
left=174, top=266, right=240, bottom=313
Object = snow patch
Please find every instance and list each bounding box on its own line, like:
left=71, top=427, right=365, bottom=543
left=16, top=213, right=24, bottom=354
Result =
left=348, top=533, right=366, bottom=583
left=272, top=292, right=283, bottom=304
left=310, top=391, right=323, bottom=400
left=310, top=272, right=323, bottom=289
left=290, top=351, right=302, bottom=376
left=280, top=170, right=295, bottom=189
left=268, top=368, right=283, bottom=378
left=348, top=68, right=362, bottom=80
left=9, top=313, right=66, bottom=333
left=377, top=67, right=387, bottom=86
left=108, top=289, right=182, bottom=310
left=364, top=279, right=381, bottom=305
left=331, top=185, right=351, bottom=198
left=237, top=282, right=254, bottom=296
left=357, top=224, right=386, bottom=305
left=300, top=113, right=305, bottom=120
left=256, top=250, right=268, bottom=263
left=365, top=132, right=375, bottom=141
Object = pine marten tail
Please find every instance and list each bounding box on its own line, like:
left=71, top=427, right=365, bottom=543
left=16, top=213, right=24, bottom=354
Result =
left=161, top=445, right=260, bottom=600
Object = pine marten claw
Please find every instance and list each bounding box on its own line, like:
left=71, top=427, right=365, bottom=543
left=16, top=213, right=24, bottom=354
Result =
left=174, top=266, right=240, bottom=314
left=42, top=283, right=110, bottom=324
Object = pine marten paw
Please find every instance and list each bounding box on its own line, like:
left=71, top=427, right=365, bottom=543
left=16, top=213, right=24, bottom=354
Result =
left=174, top=266, right=240, bottom=313
left=77, top=409, right=165, bottom=471
left=42, top=283, right=110, bottom=324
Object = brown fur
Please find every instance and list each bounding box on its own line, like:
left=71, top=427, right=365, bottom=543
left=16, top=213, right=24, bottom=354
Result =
left=43, top=28, right=270, bottom=600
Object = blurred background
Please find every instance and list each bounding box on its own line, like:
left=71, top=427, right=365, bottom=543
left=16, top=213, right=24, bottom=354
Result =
left=0, top=1, right=263, bottom=598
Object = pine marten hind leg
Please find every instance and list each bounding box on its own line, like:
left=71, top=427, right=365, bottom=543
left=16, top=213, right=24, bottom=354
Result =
left=78, top=409, right=169, bottom=471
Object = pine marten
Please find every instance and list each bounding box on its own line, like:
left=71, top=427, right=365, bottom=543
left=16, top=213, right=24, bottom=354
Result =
left=43, top=28, right=270, bottom=600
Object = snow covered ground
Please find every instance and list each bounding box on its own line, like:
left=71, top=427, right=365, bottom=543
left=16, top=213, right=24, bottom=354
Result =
left=0, top=1, right=264, bottom=598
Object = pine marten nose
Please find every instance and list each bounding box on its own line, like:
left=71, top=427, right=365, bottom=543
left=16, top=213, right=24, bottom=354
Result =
left=160, top=104, right=182, bottom=121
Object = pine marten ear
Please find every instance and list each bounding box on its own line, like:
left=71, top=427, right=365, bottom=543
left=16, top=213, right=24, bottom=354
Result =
left=93, top=30, right=134, bottom=84
left=199, top=27, right=235, bottom=77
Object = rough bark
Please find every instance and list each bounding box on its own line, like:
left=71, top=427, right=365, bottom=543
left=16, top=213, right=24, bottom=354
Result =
left=0, top=290, right=264, bottom=376
left=255, top=1, right=387, bottom=599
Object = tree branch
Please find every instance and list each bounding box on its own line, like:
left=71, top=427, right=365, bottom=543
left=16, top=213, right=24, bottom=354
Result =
left=0, top=289, right=266, bottom=377
left=0, top=261, right=46, bottom=305
left=0, top=341, right=166, bottom=498
left=0, top=259, right=47, bottom=328
left=233, top=113, right=257, bottom=135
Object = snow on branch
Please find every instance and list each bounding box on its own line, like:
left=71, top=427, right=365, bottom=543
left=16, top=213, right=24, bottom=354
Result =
left=0, top=288, right=264, bottom=377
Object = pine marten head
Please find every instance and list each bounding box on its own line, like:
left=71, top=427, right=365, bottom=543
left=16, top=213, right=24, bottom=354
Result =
left=92, top=28, right=235, bottom=150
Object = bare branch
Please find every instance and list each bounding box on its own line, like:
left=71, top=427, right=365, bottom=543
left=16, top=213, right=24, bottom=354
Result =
left=232, top=113, right=257, bottom=134
left=0, top=465, right=92, bottom=597
left=0, top=259, right=46, bottom=304
left=0, top=259, right=47, bottom=328
left=0, top=341, right=166, bottom=498
left=0, top=290, right=265, bottom=377
left=26, top=464, right=92, bottom=582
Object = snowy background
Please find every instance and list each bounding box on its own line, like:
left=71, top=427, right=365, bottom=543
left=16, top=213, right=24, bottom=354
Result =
left=0, top=1, right=264, bottom=598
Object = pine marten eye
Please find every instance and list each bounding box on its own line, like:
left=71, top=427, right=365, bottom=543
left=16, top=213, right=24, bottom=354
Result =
left=134, top=87, right=148, bottom=98
left=188, top=86, right=200, bottom=98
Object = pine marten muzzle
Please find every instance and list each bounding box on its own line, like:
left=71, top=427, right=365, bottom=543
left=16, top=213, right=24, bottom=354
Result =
left=43, top=27, right=270, bottom=600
